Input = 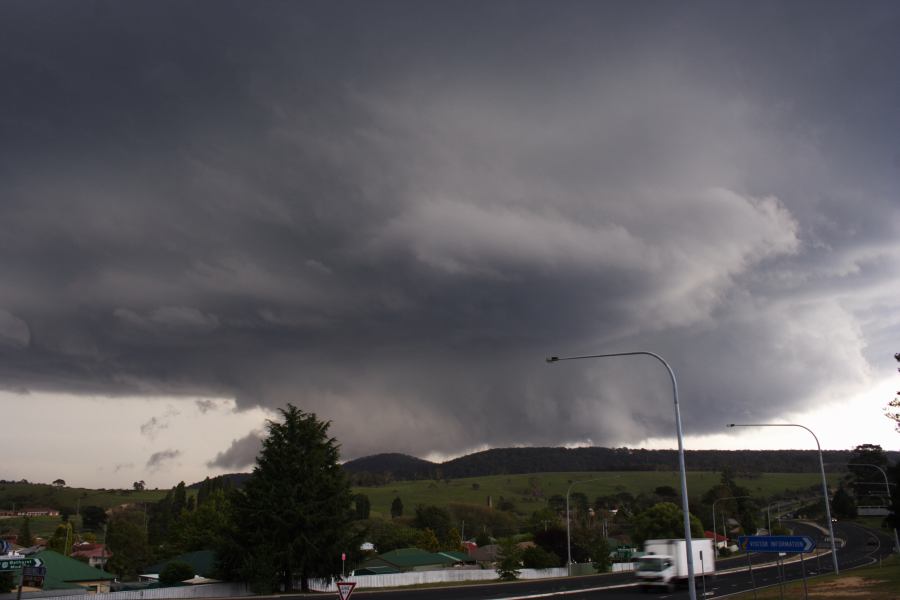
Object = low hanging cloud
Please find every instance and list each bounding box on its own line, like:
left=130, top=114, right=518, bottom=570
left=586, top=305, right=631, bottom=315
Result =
left=1, top=3, right=898, bottom=465
left=147, top=449, right=182, bottom=471
left=207, top=432, right=264, bottom=470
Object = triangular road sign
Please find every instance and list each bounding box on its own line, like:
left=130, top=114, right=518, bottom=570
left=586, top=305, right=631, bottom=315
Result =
left=336, top=581, right=356, bottom=600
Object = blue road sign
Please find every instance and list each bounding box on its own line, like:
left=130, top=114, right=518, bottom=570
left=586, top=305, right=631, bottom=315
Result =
left=738, top=535, right=816, bottom=553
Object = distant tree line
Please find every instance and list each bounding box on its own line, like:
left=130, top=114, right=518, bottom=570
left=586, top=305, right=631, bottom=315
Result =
left=343, top=447, right=895, bottom=484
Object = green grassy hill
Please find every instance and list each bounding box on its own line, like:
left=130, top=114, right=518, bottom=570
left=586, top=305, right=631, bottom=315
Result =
left=352, top=471, right=840, bottom=518
left=0, top=483, right=173, bottom=539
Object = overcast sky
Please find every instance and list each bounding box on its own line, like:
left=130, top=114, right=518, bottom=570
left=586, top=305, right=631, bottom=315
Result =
left=2, top=1, right=899, bottom=488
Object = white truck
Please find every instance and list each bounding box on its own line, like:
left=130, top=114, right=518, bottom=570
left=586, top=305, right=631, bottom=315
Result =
left=635, top=538, right=715, bottom=592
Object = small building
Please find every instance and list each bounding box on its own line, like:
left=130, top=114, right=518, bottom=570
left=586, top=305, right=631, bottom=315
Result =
left=17, top=508, right=60, bottom=517
left=141, top=550, right=217, bottom=583
left=70, top=543, right=113, bottom=569
left=357, top=548, right=475, bottom=574
left=31, top=550, right=116, bottom=593
left=704, top=531, right=728, bottom=549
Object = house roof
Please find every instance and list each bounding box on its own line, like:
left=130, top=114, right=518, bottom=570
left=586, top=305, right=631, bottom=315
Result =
left=353, top=565, right=402, bottom=575
left=363, top=547, right=470, bottom=570
left=70, top=543, right=112, bottom=559
left=143, top=550, right=216, bottom=578
left=704, top=531, right=727, bottom=542
left=33, top=550, right=115, bottom=587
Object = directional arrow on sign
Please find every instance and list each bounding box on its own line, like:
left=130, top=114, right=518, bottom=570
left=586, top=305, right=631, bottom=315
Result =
left=0, top=558, right=44, bottom=571
left=738, top=535, right=816, bottom=553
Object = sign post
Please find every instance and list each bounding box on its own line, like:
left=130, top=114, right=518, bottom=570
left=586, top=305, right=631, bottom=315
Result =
left=336, top=581, right=356, bottom=600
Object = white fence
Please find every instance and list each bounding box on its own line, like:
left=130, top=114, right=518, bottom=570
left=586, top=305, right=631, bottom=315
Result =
left=309, top=565, right=630, bottom=592
left=1, top=583, right=252, bottom=600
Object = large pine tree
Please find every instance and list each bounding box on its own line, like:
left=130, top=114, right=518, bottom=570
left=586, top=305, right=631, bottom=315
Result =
left=219, top=405, right=354, bottom=592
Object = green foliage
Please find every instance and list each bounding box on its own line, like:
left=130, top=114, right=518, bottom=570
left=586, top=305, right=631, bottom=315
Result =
left=360, top=518, right=420, bottom=553
left=216, top=405, right=355, bottom=593
left=170, top=489, right=230, bottom=553
left=159, top=561, right=195, bottom=585
left=848, top=444, right=889, bottom=498
left=80, top=506, right=108, bottom=531
left=415, top=528, right=440, bottom=552
left=354, top=494, right=371, bottom=520
left=19, top=516, right=33, bottom=547
left=631, top=502, right=704, bottom=546
left=474, top=531, right=492, bottom=547
left=352, top=471, right=838, bottom=520
left=522, top=545, right=560, bottom=569
left=413, top=505, right=454, bottom=546
left=448, top=502, right=517, bottom=539
left=107, top=510, right=150, bottom=580
left=832, top=486, right=858, bottom=519
left=47, top=522, right=73, bottom=555
left=390, top=496, right=403, bottom=518
left=533, top=526, right=567, bottom=561
left=496, top=537, right=522, bottom=580
left=887, top=353, right=900, bottom=432
left=588, top=533, right=611, bottom=572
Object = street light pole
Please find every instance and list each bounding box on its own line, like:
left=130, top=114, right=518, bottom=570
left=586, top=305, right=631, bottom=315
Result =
left=712, top=495, right=751, bottom=552
left=547, top=351, right=698, bottom=600
left=565, top=476, right=612, bottom=576
left=727, top=423, right=839, bottom=574
left=845, top=463, right=900, bottom=553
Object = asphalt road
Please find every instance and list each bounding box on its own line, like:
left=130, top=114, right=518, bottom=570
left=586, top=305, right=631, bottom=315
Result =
left=306, top=520, right=895, bottom=600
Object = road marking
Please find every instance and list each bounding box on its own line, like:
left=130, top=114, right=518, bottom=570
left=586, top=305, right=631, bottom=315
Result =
left=492, top=582, right=641, bottom=599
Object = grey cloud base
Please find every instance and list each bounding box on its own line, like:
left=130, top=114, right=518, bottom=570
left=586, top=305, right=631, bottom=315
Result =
left=1, top=1, right=898, bottom=463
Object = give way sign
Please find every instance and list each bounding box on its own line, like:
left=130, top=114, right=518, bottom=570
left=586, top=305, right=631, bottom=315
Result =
left=336, top=581, right=356, bottom=600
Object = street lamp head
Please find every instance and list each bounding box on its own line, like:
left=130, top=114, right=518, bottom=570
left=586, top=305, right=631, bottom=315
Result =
left=726, top=424, right=736, bottom=428
left=546, top=356, right=559, bottom=363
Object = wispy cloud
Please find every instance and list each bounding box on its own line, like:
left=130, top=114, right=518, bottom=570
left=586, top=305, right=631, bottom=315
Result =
left=147, top=449, right=181, bottom=471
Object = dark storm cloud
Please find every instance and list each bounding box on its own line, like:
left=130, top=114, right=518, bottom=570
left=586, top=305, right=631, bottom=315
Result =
left=147, top=449, right=181, bottom=471
left=207, top=432, right=265, bottom=470
left=2, top=1, right=899, bottom=459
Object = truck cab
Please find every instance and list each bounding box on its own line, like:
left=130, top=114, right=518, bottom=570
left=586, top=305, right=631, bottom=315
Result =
left=635, top=554, right=676, bottom=591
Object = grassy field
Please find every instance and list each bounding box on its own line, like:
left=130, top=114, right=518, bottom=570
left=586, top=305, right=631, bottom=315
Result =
left=0, top=482, right=171, bottom=511
left=0, top=483, right=175, bottom=539
left=727, top=554, right=900, bottom=599
left=352, top=471, right=839, bottom=518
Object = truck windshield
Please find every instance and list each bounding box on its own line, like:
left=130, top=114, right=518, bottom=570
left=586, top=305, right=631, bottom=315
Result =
left=638, top=557, right=670, bottom=572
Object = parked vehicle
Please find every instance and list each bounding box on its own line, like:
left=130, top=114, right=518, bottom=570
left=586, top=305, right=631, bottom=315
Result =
left=635, top=538, right=715, bottom=592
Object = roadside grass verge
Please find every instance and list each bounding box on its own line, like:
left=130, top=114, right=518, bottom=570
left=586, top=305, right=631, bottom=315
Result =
left=725, top=554, right=900, bottom=599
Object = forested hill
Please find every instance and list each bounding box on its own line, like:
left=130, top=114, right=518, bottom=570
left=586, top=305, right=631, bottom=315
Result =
left=342, top=447, right=900, bottom=485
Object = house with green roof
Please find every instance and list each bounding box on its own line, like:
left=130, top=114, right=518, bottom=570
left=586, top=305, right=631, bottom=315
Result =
left=30, top=550, right=116, bottom=593
left=140, top=550, right=217, bottom=583
left=357, top=548, right=474, bottom=574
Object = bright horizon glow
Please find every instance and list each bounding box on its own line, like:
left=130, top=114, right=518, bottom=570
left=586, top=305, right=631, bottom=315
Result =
left=4, top=374, right=897, bottom=489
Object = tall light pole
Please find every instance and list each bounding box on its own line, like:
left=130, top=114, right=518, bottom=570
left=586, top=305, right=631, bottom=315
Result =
left=712, top=495, right=751, bottom=552
left=845, top=463, right=900, bottom=553
left=727, top=423, right=839, bottom=574
left=547, top=351, right=698, bottom=600
left=565, top=476, right=616, bottom=576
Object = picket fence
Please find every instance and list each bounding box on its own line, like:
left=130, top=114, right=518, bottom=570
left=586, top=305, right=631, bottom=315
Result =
left=307, top=567, right=567, bottom=592
left=4, top=564, right=637, bottom=599
left=0, top=582, right=252, bottom=600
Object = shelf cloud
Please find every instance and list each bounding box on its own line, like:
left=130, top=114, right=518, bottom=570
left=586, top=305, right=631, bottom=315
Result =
left=1, top=2, right=898, bottom=466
